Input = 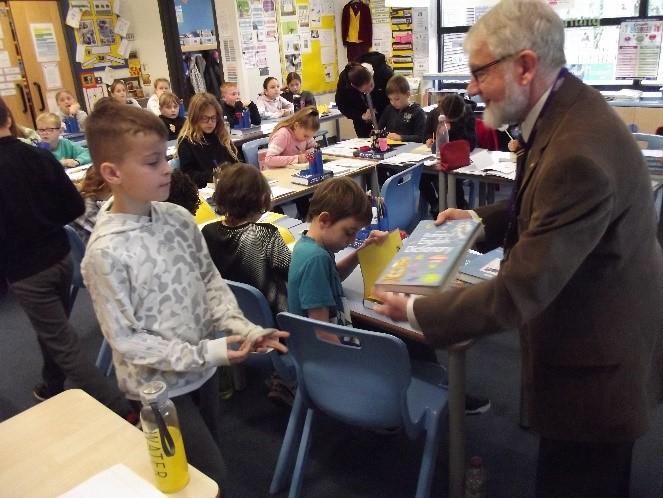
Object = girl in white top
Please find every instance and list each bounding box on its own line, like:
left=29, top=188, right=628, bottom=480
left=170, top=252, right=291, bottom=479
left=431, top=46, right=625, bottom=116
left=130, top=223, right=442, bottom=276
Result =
left=109, top=80, right=141, bottom=108
left=146, top=78, right=171, bottom=115
left=256, top=76, right=294, bottom=119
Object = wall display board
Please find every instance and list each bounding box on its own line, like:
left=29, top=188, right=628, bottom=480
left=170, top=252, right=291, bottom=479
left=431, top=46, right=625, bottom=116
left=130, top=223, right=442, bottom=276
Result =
left=66, top=0, right=127, bottom=69
left=278, top=0, right=338, bottom=94
left=616, top=20, right=663, bottom=80
left=370, top=0, right=391, bottom=59
left=390, top=8, right=413, bottom=75
left=236, top=0, right=278, bottom=77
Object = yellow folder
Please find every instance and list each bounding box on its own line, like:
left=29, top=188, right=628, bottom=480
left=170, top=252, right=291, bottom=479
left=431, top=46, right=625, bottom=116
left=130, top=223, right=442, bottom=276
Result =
left=194, top=195, right=221, bottom=225
left=357, top=230, right=402, bottom=301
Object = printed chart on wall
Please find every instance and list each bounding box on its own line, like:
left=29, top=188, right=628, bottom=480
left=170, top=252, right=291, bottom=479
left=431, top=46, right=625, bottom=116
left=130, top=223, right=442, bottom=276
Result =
left=235, top=0, right=278, bottom=78
left=66, top=0, right=127, bottom=69
left=279, top=0, right=338, bottom=94
left=616, top=20, right=663, bottom=79
left=390, top=8, right=413, bottom=75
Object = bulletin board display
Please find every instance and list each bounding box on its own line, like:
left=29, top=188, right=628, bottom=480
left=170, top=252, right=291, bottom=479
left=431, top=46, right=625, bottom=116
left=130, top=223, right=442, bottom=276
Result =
left=278, top=0, right=339, bottom=95
left=68, top=0, right=126, bottom=68
left=390, top=8, right=414, bottom=75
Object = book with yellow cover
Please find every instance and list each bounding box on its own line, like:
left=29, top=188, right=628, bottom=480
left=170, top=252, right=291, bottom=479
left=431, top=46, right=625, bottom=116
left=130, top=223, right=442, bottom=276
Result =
left=357, top=230, right=403, bottom=301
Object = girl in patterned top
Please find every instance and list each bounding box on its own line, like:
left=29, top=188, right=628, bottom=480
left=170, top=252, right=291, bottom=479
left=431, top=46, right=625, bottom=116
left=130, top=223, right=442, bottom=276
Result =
left=202, top=163, right=290, bottom=315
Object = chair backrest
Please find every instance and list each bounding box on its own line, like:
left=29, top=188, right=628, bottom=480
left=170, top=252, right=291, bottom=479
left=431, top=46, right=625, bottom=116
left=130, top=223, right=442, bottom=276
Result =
left=64, top=225, right=86, bottom=289
left=380, top=162, right=424, bottom=232
left=633, top=132, right=663, bottom=150
left=475, top=118, right=499, bottom=151
left=241, top=137, right=271, bottom=168
left=226, top=280, right=275, bottom=328
left=276, top=312, right=411, bottom=428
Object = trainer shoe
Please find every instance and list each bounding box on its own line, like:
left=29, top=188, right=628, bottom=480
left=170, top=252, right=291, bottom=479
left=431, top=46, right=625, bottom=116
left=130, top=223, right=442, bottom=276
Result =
left=32, top=383, right=64, bottom=402
left=465, top=395, right=491, bottom=415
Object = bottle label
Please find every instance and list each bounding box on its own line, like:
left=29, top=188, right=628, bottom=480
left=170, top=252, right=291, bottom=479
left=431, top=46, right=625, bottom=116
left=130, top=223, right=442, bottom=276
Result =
left=143, top=426, right=190, bottom=493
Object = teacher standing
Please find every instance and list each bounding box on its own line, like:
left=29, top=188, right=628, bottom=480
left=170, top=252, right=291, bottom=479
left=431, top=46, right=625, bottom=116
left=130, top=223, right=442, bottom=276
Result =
left=375, top=1, right=663, bottom=497
left=335, top=52, right=393, bottom=138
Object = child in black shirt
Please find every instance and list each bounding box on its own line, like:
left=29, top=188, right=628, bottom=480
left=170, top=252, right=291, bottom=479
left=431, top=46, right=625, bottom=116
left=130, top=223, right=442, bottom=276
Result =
left=158, top=92, right=186, bottom=140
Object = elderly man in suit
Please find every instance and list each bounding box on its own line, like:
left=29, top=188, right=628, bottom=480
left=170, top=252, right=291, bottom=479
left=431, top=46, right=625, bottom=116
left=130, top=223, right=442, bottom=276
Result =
left=375, top=1, right=663, bottom=496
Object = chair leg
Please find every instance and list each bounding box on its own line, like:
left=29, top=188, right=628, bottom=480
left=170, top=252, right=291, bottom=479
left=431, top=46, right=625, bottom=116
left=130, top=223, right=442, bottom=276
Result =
left=270, top=391, right=307, bottom=494
left=288, top=409, right=315, bottom=498
left=414, top=413, right=442, bottom=498
left=95, top=339, right=113, bottom=377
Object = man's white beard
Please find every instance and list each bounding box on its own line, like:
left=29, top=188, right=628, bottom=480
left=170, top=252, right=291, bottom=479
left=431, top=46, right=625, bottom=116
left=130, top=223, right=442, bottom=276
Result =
left=483, top=71, right=529, bottom=129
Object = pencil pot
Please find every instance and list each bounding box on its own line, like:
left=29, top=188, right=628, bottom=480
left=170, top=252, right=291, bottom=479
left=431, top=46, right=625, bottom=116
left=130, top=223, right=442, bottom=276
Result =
left=63, top=116, right=79, bottom=133
left=241, top=109, right=251, bottom=128
left=139, top=381, right=190, bottom=493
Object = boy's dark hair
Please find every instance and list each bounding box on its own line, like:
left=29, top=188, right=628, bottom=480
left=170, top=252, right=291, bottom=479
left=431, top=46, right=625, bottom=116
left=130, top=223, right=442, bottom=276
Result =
left=166, top=169, right=201, bottom=215
left=307, top=177, right=371, bottom=225
left=263, top=77, right=277, bottom=90
left=213, top=163, right=271, bottom=221
left=386, top=75, right=410, bottom=96
left=0, top=97, right=9, bottom=127
left=438, top=93, right=467, bottom=123
left=93, top=96, right=117, bottom=111
left=86, top=102, right=168, bottom=166
left=286, top=72, right=301, bottom=84
left=347, top=63, right=372, bottom=87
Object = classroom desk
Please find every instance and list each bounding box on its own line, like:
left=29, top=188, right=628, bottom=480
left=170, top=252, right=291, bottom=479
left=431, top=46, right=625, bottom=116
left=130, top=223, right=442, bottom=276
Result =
left=0, top=390, right=219, bottom=498
left=263, top=160, right=379, bottom=208
left=342, top=266, right=471, bottom=498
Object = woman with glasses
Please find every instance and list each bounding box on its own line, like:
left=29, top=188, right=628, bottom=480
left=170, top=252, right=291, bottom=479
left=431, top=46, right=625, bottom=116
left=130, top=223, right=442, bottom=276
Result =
left=176, top=93, right=239, bottom=188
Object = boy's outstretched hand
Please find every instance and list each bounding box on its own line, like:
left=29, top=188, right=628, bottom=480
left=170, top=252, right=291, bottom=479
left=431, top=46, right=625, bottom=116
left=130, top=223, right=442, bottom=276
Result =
left=253, top=330, right=290, bottom=353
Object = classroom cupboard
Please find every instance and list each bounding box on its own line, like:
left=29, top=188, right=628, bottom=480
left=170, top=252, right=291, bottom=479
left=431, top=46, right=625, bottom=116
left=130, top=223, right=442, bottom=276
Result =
left=0, top=1, right=76, bottom=129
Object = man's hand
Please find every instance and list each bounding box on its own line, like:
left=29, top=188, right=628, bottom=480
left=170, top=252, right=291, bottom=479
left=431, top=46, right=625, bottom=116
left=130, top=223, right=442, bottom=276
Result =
left=435, top=208, right=472, bottom=225
left=386, top=132, right=402, bottom=141
left=361, top=109, right=372, bottom=122
left=253, top=330, right=290, bottom=353
left=226, top=335, right=253, bottom=364
left=373, top=290, right=409, bottom=322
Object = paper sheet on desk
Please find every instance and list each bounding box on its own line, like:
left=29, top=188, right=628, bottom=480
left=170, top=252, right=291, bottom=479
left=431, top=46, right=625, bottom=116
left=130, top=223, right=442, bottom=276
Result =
left=58, top=464, right=166, bottom=498
left=643, top=149, right=663, bottom=158
left=271, top=185, right=295, bottom=197
left=261, top=122, right=277, bottom=134
left=322, top=138, right=371, bottom=158
left=324, top=158, right=374, bottom=169
left=380, top=152, right=432, bottom=165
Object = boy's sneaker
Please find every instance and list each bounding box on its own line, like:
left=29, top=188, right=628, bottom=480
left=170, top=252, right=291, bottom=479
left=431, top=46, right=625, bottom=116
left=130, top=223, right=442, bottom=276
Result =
left=465, top=395, right=491, bottom=415
left=32, top=383, right=64, bottom=402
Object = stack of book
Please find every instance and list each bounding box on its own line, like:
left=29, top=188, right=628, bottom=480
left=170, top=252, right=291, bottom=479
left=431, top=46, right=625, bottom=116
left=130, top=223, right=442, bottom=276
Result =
left=292, top=149, right=333, bottom=186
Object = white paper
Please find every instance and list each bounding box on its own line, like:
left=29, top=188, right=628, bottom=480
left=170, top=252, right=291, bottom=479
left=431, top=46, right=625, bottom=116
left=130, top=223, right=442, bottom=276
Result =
left=0, top=51, right=9, bottom=68
left=113, top=0, right=122, bottom=16
left=643, top=149, right=663, bottom=158
left=119, top=38, right=131, bottom=59
left=380, top=152, right=433, bottom=165
left=65, top=8, right=82, bottom=29
left=42, top=62, right=62, bottom=89
left=0, top=88, right=17, bottom=96
left=270, top=185, right=295, bottom=198
left=4, top=72, right=21, bottom=81
left=115, top=18, right=130, bottom=38
left=323, top=158, right=375, bottom=169
left=324, top=164, right=352, bottom=174
left=320, top=46, right=334, bottom=64
left=75, top=44, right=85, bottom=63
left=57, top=464, right=166, bottom=498
left=4, top=66, right=19, bottom=74
left=318, top=28, right=333, bottom=47
left=102, top=66, right=115, bottom=85
left=30, top=23, right=59, bottom=62
left=0, top=82, right=14, bottom=90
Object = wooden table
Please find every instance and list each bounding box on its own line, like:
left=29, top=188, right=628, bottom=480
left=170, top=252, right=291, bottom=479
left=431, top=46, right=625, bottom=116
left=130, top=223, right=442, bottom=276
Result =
left=0, top=390, right=219, bottom=498
left=342, top=266, right=471, bottom=498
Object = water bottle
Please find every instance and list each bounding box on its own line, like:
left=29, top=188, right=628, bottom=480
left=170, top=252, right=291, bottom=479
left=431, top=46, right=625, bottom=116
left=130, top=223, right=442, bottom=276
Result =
left=293, top=94, right=301, bottom=111
left=434, top=113, right=449, bottom=158
left=223, top=114, right=231, bottom=134
left=63, top=116, right=79, bottom=133
left=464, top=456, right=487, bottom=498
left=139, top=381, right=190, bottom=493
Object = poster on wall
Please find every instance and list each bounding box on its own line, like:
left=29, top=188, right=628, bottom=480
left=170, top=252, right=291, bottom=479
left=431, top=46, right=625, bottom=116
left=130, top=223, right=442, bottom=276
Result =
left=69, top=0, right=125, bottom=68
left=390, top=8, right=414, bottom=75
left=30, top=24, right=59, bottom=63
left=616, top=20, right=663, bottom=79
left=175, top=0, right=217, bottom=49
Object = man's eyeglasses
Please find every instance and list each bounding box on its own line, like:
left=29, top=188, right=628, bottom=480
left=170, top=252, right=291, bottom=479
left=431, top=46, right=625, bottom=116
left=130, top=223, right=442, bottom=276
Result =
left=470, top=53, right=517, bottom=83
left=37, top=127, right=60, bottom=133
left=200, top=114, right=218, bottom=123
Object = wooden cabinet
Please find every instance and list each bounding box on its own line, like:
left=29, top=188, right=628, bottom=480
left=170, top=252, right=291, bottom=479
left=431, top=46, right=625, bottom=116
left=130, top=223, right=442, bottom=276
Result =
left=0, top=1, right=75, bottom=129
left=612, top=104, right=663, bottom=134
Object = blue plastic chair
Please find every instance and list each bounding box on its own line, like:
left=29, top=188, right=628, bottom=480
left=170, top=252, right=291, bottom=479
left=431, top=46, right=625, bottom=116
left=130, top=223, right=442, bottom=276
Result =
left=270, top=312, right=448, bottom=498
left=633, top=132, right=663, bottom=150
left=241, top=137, right=270, bottom=168
left=381, top=162, right=424, bottom=231
left=226, top=280, right=294, bottom=382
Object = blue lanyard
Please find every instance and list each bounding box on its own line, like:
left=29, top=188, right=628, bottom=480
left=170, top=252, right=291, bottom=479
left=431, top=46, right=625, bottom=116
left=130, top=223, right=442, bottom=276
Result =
left=523, top=67, right=568, bottom=151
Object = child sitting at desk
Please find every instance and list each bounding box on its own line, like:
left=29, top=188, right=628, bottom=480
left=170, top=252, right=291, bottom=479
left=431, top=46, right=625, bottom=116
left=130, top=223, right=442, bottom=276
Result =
left=81, top=103, right=288, bottom=488
left=424, top=93, right=477, bottom=210
left=71, top=166, right=111, bottom=244
left=257, top=77, right=294, bottom=119
left=203, top=163, right=291, bottom=315
left=146, top=77, right=171, bottom=115
left=264, top=106, right=319, bottom=169
left=177, top=93, right=239, bottom=188
left=288, top=177, right=386, bottom=328
left=158, top=91, right=186, bottom=140
left=35, top=113, right=91, bottom=168
left=55, top=89, right=87, bottom=132
left=220, top=82, right=261, bottom=128
left=378, top=75, right=426, bottom=143
left=109, top=80, right=141, bottom=108
left=281, top=72, right=316, bottom=110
